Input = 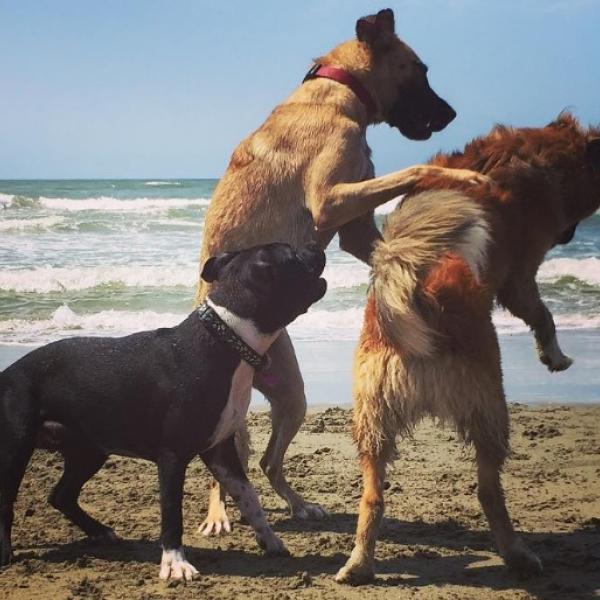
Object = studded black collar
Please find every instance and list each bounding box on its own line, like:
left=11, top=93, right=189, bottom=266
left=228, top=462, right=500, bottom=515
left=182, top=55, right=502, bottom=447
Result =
left=197, top=303, right=268, bottom=371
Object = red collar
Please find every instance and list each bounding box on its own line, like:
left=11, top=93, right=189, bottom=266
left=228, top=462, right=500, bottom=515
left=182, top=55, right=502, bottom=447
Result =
left=303, top=64, right=376, bottom=121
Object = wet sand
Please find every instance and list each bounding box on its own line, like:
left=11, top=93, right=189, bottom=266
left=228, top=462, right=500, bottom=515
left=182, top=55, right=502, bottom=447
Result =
left=1, top=404, right=599, bottom=600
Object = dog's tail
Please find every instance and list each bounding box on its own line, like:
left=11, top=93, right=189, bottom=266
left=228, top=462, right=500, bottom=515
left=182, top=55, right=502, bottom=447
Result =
left=371, top=190, right=490, bottom=357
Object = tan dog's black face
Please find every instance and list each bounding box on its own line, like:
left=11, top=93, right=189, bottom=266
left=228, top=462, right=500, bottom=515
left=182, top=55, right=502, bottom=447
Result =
left=356, top=9, right=456, bottom=140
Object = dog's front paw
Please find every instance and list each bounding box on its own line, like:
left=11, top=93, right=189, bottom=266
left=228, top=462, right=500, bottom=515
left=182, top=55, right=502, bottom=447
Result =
left=503, top=540, right=543, bottom=578
left=159, top=547, right=199, bottom=582
left=290, top=501, right=328, bottom=520
left=540, top=352, right=573, bottom=372
left=0, top=544, right=12, bottom=568
left=88, top=528, right=120, bottom=543
left=335, top=559, right=375, bottom=585
left=453, top=168, right=492, bottom=186
left=537, top=338, right=573, bottom=372
left=257, top=532, right=289, bottom=557
left=197, top=501, right=231, bottom=536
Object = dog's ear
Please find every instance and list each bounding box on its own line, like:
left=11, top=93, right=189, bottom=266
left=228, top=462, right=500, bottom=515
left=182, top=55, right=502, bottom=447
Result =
left=356, top=8, right=395, bottom=47
left=585, top=138, right=600, bottom=172
left=201, top=251, right=238, bottom=283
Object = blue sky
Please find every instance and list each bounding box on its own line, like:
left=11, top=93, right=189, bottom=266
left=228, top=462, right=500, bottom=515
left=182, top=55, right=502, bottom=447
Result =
left=1, top=0, right=599, bottom=179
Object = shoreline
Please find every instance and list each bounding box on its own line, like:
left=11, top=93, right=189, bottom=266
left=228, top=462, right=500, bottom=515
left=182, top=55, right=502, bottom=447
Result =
left=2, top=328, right=600, bottom=406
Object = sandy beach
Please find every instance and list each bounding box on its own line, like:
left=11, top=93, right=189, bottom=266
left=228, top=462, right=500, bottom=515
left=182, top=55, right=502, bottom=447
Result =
left=1, top=403, right=599, bottom=600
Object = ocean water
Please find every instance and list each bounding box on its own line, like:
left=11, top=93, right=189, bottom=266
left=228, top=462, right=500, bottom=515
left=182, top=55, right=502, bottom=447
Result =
left=1, top=179, right=599, bottom=348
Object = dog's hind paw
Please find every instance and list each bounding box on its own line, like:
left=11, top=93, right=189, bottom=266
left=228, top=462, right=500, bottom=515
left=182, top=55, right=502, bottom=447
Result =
left=197, top=501, right=231, bottom=537
left=335, top=560, right=375, bottom=585
left=257, top=532, right=290, bottom=557
left=159, top=547, right=199, bottom=582
left=290, top=501, right=328, bottom=520
left=503, top=541, right=543, bottom=578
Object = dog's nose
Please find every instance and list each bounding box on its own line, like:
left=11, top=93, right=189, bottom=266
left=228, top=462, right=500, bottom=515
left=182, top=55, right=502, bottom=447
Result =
left=298, top=243, right=326, bottom=275
left=430, top=97, right=457, bottom=132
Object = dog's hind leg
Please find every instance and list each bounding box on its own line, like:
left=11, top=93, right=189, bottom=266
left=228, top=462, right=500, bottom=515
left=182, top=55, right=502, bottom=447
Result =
left=198, top=423, right=250, bottom=536
left=48, top=438, right=113, bottom=540
left=465, top=379, right=542, bottom=577
left=0, top=385, right=36, bottom=567
left=253, top=330, right=326, bottom=519
left=335, top=446, right=392, bottom=585
left=201, top=435, right=288, bottom=556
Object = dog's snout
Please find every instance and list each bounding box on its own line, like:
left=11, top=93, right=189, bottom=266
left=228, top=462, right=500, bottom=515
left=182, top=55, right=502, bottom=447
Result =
left=430, top=97, right=456, bottom=132
left=298, top=243, right=326, bottom=275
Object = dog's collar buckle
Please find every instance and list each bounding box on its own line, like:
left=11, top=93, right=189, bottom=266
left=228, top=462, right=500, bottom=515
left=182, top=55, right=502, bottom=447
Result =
left=302, top=64, right=376, bottom=120
left=197, top=303, right=268, bottom=371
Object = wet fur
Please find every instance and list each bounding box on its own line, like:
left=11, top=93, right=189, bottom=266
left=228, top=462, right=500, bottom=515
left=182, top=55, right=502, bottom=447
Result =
left=339, top=114, right=600, bottom=584
left=194, top=8, right=483, bottom=530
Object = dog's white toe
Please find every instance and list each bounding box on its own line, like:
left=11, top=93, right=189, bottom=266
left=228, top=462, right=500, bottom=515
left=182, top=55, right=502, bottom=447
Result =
left=159, top=547, right=199, bottom=581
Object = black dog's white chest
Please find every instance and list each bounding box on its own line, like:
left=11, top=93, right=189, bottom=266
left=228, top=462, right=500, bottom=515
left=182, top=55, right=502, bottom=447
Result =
left=208, top=361, right=254, bottom=448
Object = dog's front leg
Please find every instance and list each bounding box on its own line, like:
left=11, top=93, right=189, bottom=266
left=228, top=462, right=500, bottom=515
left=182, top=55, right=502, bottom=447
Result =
left=157, top=450, right=199, bottom=581
left=498, top=278, right=573, bottom=372
left=310, top=164, right=489, bottom=231
left=338, top=211, right=382, bottom=265
left=201, top=437, right=288, bottom=556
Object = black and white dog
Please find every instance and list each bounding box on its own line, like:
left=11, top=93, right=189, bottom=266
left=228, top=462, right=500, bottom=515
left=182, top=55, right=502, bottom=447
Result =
left=0, top=242, right=326, bottom=580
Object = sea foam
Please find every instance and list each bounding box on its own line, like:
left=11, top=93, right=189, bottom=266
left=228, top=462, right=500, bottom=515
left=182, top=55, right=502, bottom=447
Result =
left=38, top=196, right=210, bottom=212
left=0, top=265, right=198, bottom=293
left=538, top=257, right=600, bottom=286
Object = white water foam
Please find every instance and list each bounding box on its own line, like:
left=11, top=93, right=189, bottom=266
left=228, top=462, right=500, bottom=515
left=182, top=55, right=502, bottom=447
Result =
left=38, top=196, right=210, bottom=213
left=145, top=181, right=181, bottom=186
left=323, top=262, right=369, bottom=290
left=1, top=304, right=599, bottom=346
left=289, top=307, right=365, bottom=341
left=0, top=193, right=14, bottom=208
left=0, top=216, right=67, bottom=232
left=0, top=305, right=184, bottom=345
left=538, top=257, right=600, bottom=286
left=0, top=305, right=366, bottom=345
left=0, top=265, right=198, bottom=293
left=0, top=262, right=369, bottom=294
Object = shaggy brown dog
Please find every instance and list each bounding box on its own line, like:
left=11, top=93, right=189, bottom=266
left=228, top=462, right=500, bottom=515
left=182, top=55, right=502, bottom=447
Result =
left=194, top=8, right=484, bottom=535
left=336, top=113, right=600, bottom=584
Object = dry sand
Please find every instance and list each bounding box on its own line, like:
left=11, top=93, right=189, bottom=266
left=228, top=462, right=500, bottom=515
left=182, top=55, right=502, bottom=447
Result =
left=1, top=404, right=599, bottom=600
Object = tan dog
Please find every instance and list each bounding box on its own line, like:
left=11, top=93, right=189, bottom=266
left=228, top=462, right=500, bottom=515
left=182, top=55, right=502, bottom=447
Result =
left=195, top=8, right=486, bottom=535
left=336, top=114, right=600, bottom=584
